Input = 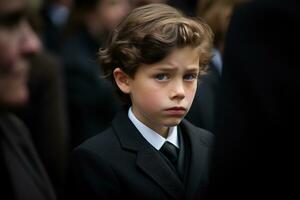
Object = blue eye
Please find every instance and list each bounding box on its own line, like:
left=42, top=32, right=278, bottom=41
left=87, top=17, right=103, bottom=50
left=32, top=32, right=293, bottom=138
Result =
left=155, top=74, right=169, bottom=81
left=183, top=73, right=198, bottom=81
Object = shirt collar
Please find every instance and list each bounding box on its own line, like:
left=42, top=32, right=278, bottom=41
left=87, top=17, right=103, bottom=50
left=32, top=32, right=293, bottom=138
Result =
left=128, top=107, right=179, bottom=150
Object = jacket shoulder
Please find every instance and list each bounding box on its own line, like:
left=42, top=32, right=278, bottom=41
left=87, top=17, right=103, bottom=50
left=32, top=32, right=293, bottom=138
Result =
left=181, top=119, right=214, bottom=146
left=74, top=127, right=119, bottom=155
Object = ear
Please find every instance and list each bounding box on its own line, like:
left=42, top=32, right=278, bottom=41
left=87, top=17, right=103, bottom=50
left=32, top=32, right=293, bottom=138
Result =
left=113, top=68, right=131, bottom=94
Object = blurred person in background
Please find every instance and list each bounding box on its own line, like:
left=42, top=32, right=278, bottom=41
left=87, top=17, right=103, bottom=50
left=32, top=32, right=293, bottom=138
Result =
left=207, top=0, right=300, bottom=199
left=40, top=0, right=72, bottom=55
left=14, top=0, right=70, bottom=198
left=15, top=51, right=69, bottom=199
left=186, top=0, right=244, bottom=132
left=0, top=0, right=58, bottom=199
left=61, top=0, right=130, bottom=148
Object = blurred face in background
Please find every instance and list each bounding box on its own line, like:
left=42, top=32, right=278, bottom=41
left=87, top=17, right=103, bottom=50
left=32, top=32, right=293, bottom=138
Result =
left=96, top=0, right=131, bottom=32
left=0, top=0, right=41, bottom=107
left=85, top=0, right=131, bottom=41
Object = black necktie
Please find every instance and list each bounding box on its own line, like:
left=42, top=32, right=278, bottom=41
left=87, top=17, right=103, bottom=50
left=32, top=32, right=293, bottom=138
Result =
left=160, top=141, right=179, bottom=167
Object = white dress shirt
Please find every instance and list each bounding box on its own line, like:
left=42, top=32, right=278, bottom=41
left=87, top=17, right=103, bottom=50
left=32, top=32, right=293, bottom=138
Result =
left=128, top=107, right=179, bottom=150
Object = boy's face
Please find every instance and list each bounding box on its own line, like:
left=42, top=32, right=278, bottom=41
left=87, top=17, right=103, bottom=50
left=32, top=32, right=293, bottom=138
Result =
left=0, top=0, right=41, bottom=106
left=129, top=47, right=200, bottom=136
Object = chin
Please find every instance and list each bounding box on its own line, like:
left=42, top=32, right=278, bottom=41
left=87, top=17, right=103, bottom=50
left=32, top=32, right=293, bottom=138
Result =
left=163, top=118, right=183, bottom=127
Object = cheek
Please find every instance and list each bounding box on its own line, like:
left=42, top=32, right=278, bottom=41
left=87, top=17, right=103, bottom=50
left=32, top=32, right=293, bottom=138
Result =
left=0, top=41, right=9, bottom=66
left=185, top=84, right=197, bottom=105
left=0, top=38, right=18, bottom=68
left=135, top=88, right=164, bottom=109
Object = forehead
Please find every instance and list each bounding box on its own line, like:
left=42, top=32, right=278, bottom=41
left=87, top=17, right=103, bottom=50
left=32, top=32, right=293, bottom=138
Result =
left=139, top=47, right=200, bottom=71
left=0, top=0, right=25, bottom=15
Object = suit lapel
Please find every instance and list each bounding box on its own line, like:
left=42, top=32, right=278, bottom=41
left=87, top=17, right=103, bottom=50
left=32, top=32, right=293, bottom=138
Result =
left=112, top=112, right=185, bottom=200
left=181, top=119, right=213, bottom=200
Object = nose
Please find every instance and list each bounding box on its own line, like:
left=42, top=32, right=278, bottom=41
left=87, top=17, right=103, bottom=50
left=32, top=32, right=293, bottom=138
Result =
left=19, top=20, right=41, bottom=55
left=170, top=79, right=185, bottom=100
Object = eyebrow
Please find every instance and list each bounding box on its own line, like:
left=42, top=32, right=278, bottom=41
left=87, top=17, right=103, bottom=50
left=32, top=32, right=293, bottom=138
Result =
left=153, top=67, right=176, bottom=72
left=153, top=66, right=199, bottom=73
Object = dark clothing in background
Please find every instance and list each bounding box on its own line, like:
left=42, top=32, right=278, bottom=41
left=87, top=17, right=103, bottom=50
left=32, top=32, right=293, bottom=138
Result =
left=0, top=114, right=56, bottom=200
left=61, top=29, right=121, bottom=148
left=16, top=52, right=69, bottom=199
left=168, top=0, right=197, bottom=16
left=208, top=0, right=300, bottom=199
left=186, top=62, right=221, bottom=132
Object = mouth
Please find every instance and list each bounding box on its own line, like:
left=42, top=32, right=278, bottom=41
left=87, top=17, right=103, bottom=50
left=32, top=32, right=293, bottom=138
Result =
left=164, top=107, right=187, bottom=116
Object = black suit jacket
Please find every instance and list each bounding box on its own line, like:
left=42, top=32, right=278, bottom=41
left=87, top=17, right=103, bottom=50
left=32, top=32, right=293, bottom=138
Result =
left=208, top=0, right=300, bottom=199
left=69, top=112, right=214, bottom=200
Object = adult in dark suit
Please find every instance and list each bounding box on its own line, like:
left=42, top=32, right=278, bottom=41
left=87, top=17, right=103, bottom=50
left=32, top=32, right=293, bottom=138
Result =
left=0, top=0, right=57, bottom=199
left=207, top=0, right=300, bottom=199
left=67, top=3, right=214, bottom=200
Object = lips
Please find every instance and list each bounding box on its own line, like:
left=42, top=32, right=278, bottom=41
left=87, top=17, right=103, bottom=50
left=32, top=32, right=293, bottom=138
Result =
left=164, top=107, right=187, bottom=116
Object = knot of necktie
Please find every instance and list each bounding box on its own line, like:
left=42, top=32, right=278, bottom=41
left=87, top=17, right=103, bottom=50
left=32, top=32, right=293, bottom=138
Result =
left=159, top=141, right=178, bottom=166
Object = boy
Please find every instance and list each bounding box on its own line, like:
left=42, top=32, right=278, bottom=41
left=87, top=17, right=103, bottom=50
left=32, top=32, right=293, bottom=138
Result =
left=69, top=3, right=214, bottom=200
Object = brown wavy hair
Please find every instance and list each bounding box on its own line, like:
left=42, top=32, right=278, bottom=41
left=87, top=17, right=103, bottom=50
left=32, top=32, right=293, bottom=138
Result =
left=99, top=3, right=213, bottom=104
